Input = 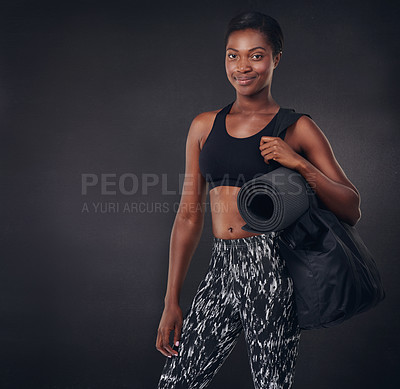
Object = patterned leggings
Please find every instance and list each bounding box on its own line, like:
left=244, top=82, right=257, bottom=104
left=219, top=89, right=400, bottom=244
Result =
left=157, top=231, right=301, bottom=389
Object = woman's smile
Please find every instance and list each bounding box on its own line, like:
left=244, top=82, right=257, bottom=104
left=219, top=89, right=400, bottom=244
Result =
left=234, top=76, right=257, bottom=85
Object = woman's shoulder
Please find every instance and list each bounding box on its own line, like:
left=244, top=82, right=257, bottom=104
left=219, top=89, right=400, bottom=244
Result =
left=190, top=106, right=225, bottom=128
left=288, top=113, right=321, bottom=136
left=284, top=111, right=329, bottom=155
left=187, top=106, right=226, bottom=143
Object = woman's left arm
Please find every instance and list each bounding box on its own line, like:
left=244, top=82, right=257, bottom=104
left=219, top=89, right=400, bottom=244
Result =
left=260, top=116, right=361, bottom=226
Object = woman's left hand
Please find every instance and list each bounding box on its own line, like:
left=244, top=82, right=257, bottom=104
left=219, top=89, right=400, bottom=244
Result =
left=259, top=136, right=304, bottom=170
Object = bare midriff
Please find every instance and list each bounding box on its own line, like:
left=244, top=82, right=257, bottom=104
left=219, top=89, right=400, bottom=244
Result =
left=209, top=185, right=264, bottom=239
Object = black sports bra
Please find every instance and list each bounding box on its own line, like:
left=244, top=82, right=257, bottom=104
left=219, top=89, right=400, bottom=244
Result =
left=199, top=101, right=312, bottom=191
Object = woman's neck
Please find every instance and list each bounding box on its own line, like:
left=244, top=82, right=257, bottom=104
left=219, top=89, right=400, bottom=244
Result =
left=233, top=93, right=279, bottom=113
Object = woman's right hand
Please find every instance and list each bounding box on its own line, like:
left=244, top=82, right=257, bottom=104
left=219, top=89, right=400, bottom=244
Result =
left=156, top=303, right=183, bottom=358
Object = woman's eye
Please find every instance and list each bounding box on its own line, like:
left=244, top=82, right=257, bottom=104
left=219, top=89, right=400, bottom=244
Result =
left=227, top=53, right=237, bottom=59
left=252, top=54, right=263, bottom=60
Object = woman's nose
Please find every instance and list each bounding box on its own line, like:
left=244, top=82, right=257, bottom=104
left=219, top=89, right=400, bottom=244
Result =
left=237, top=58, right=251, bottom=71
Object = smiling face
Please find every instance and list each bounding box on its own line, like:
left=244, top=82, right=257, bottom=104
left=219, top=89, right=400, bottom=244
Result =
left=225, top=28, right=281, bottom=97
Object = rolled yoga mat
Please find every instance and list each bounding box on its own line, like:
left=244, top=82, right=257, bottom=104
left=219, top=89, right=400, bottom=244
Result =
left=237, top=167, right=312, bottom=233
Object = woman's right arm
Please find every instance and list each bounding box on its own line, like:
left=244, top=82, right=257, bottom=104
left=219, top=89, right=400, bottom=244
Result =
left=155, top=113, right=210, bottom=358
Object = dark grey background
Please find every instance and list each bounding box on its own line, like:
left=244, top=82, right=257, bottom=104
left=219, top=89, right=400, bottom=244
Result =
left=1, top=0, right=399, bottom=388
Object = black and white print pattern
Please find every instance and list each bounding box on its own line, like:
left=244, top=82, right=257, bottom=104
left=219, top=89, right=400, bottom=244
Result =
left=158, top=232, right=301, bottom=389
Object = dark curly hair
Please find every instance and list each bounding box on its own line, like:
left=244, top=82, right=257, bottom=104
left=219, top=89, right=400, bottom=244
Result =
left=224, top=11, right=284, bottom=58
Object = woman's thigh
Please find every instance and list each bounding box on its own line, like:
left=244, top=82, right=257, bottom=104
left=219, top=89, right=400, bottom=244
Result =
left=157, top=251, right=243, bottom=389
left=232, top=237, right=301, bottom=389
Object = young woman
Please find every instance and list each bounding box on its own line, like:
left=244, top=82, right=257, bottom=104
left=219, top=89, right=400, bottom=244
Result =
left=156, top=11, right=361, bottom=389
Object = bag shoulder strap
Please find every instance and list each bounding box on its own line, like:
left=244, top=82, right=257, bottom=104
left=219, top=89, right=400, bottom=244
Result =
left=273, top=108, right=312, bottom=140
